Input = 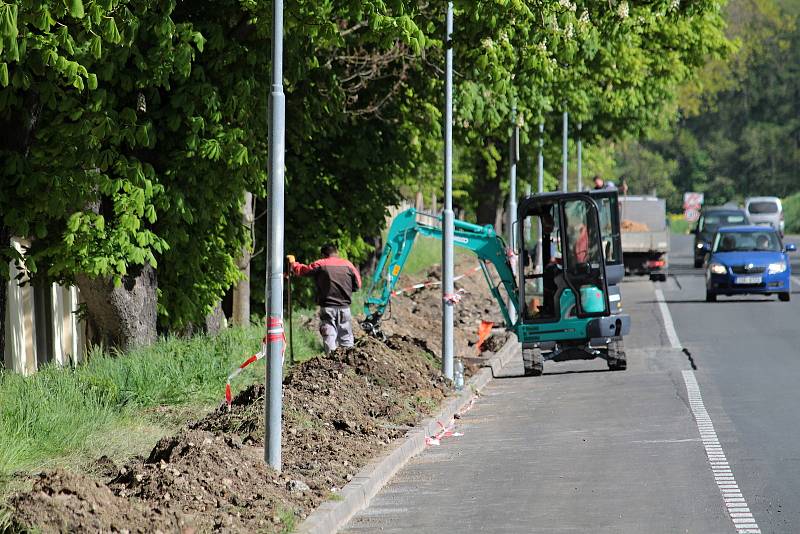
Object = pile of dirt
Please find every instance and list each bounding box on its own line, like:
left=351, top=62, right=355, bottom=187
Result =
left=378, top=261, right=509, bottom=361
left=7, top=259, right=508, bottom=532
left=194, top=335, right=448, bottom=493
left=621, top=219, right=650, bottom=232
left=8, top=469, right=186, bottom=533
left=7, top=337, right=450, bottom=533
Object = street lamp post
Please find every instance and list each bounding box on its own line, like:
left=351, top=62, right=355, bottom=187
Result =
left=561, top=110, right=568, bottom=192
left=442, top=1, right=455, bottom=381
left=536, top=121, right=544, bottom=278
left=265, top=0, right=286, bottom=471
left=538, top=122, right=544, bottom=194
left=507, top=104, right=519, bottom=325
left=577, top=122, right=583, bottom=192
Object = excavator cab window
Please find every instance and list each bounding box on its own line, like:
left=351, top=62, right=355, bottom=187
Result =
left=521, top=204, right=563, bottom=321
left=518, top=193, right=611, bottom=322
left=589, top=190, right=622, bottom=267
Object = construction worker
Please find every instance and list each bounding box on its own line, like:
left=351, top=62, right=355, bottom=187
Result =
left=289, top=244, right=362, bottom=353
left=592, top=175, right=617, bottom=190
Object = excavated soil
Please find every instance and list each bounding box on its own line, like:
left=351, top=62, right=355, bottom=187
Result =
left=7, top=260, right=506, bottom=533
left=379, top=261, right=510, bottom=361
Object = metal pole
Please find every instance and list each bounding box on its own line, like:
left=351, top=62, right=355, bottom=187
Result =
left=507, top=105, right=518, bottom=249
left=538, top=122, right=544, bottom=194
left=524, top=183, right=532, bottom=242
left=536, top=122, right=544, bottom=279
left=577, top=122, right=583, bottom=192
left=265, top=0, right=285, bottom=471
left=507, top=104, right=518, bottom=325
left=442, top=1, right=455, bottom=382
left=561, top=110, right=568, bottom=192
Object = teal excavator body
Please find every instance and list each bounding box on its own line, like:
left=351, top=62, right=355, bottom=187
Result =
left=363, top=191, right=631, bottom=375
left=361, top=209, right=518, bottom=335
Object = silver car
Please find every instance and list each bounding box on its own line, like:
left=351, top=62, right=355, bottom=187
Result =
left=745, top=196, right=784, bottom=237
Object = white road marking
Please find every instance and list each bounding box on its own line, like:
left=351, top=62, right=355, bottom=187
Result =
left=654, top=288, right=681, bottom=349
left=656, top=282, right=760, bottom=532
left=683, top=370, right=760, bottom=534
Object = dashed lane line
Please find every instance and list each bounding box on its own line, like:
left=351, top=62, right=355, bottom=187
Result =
left=655, top=282, right=761, bottom=533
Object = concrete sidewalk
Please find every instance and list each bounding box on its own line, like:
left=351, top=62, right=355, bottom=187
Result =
left=342, top=279, right=732, bottom=533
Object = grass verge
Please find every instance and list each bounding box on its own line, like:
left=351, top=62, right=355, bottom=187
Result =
left=0, top=319, right=322, bottom=496
left=668, top=213, right=692, bottom=234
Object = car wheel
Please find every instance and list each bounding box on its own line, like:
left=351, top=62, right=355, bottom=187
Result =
left=706, top=291, right=717, bottom=302
left=779, top=292, right=791, bottom=302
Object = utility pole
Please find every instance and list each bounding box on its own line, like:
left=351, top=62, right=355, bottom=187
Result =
left=442, top=1, right=455, bottom=382
left=538, top=122, right=544, bottom=194
left=507, top=104, right=519, bottom=325
left=577, top=122, right=583, bottom=192
left=536, top=121, right=544, bottom=282
left=524, top=183, right=532, bottom=241
left=561, top=110, right=568, bottom=192
left=265, top=0, right=286, bottom=471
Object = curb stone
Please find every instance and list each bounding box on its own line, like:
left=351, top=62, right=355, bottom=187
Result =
left=296, top=338, right=519, bottom=534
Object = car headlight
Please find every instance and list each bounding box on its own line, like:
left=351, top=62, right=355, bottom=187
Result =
left=768, top=261, right=787, bottom=274
left=696, top=243, right=705, bottom=249
left=709, top=263, right=727, bottom=275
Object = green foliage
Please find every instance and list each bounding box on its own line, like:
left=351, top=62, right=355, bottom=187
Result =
left=448, top=0, right=729, bottom=222
left=668, top=213, right=692, bottom=234
left=783, top=192, right=800, bottom=234
left=639, top=0, right=800, bottom=207
left=0, top=0, right=733, bottom=331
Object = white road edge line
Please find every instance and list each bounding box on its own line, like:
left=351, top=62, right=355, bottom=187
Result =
left=683, top=370, right=760, bottom=534
left=654, top=287, right=681, bottom=349
left=656, top=283, right=760, bottom=533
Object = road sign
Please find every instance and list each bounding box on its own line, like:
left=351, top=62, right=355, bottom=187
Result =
left=683, top=192, right=704, bottom=222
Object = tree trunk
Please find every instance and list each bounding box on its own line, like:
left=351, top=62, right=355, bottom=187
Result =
left=232, top=191, right=254, bottom=326
left=361, top=233, right=383, bottom=279
left=495, top=204, right=505, bottom=235
left=204, top=301, right=226, bottom=335
left=76, top=263, right=158, bottom=350
left=472, top=140, right=504, bottom=226
left=415, top=191, right=424, bottom=212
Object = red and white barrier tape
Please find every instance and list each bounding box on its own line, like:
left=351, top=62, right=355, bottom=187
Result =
left=391, top=265, right=481, bottom=296
left=224, top=317, right=286, bottom=410
left=443, top=288, right=466, bottom=305
left=424, top=395, right=476, bottom=446
left=225, top=343, right=266, bottom=408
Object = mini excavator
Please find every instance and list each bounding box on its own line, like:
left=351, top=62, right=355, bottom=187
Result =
left=362, top=190, right=630, bottom=375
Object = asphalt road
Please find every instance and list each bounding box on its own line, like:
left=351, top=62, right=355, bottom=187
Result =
left=341, top=233, right=800, bottom=533
left=661, top=233, right=800, bottom=533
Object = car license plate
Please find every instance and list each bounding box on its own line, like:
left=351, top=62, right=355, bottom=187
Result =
left=735, top=276, right=762, bottom=285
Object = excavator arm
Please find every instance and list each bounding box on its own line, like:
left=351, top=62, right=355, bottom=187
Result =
left=362, top=208, right=519, bottom=338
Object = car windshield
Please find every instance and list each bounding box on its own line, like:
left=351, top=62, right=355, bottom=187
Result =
left=701, top=213, right=747, bottom=231
left=713, top=231, right=782, bottom=252
left=747, top=201, right=779, bottom=214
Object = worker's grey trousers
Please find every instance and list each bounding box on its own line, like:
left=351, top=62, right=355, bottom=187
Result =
left=319, top=306, right=354, bottom=353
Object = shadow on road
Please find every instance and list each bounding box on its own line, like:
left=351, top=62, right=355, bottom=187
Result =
left=496, top=368, right=611, bottom=379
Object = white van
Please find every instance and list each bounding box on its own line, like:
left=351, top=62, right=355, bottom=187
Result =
left=745, top=197, right=784, bottom=236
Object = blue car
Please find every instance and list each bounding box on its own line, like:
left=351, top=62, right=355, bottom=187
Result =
left=703, top=226, right=796, bottom=302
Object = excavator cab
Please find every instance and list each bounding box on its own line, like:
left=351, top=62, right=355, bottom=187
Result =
left=516, top=192, right=630, bottom=376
